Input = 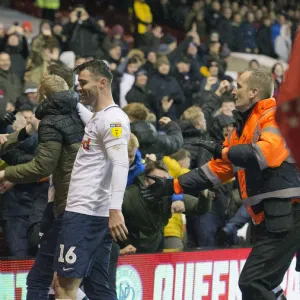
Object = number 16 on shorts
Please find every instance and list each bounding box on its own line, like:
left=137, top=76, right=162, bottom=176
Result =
left=58, top=244, right=77, bottom=264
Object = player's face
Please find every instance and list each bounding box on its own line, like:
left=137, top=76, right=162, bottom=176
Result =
left=77, top=69, right=105, bottom=106
left=144, top=169, right=169, bottom=187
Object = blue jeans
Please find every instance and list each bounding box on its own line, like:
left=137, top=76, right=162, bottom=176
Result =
left=187, top=212, right=224, bottom=248
left=27, top=203, right=61, bottom=299
left=225, top=205, right=251, bottom=243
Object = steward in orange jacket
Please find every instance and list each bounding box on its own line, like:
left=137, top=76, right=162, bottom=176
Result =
left=142, top=69, right=300, bottom=300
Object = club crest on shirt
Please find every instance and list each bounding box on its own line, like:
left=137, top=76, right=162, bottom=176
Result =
left=110, top=122, right=122, bottom=138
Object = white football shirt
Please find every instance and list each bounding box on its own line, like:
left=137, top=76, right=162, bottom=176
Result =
left=66, top=104, right=130, bottom=217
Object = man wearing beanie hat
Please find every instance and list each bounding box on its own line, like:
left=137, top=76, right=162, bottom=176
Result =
left=22, top=21, right=33, bottom=45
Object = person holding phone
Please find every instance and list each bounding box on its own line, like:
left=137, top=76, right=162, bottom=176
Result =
left=63, top=7, right=106, bottom=57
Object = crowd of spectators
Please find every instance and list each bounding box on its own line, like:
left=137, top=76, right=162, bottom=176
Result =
left=0, top=0, right=296, bottom=257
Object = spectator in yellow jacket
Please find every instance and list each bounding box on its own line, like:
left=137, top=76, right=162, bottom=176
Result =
left=131, top=0, right=153, bottom=35
left=163, top=149, right=193, bottom=252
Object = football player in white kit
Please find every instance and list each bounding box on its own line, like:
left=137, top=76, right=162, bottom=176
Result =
left=53, top=60, right=130, bottom=300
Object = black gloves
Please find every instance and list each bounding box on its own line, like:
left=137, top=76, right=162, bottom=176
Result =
left=141, top=175, right=174, bottom=202
left=1, top=111, right=16, bottom=126
left=192, top=140, right=223, bottom=159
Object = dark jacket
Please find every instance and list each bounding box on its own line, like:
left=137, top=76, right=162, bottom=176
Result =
left=5, top=90, right=85, bottom=217
left=178, top=120, right=210, bottom=169
left=130, top=120, right=183, bottom=160
left=257, top=24, right=276, bottom=58
left=1, top=128, right=48, bottom=224
left=122, top=175, right=211, bottom=253
left=172, top=68, right=202, bottom=110
left=63, top=18, right=105, bottom=57
left=125, top=84, right=155, bottom=112
left=0, top=69, right=23, bottom=104
left=143, top=61, right=156, bottom=78
left=218, top=18, right=234, bottom=49
left=148, top=71, right=185, bottom=120
left=241, top=21, right=257, bottom=51
left=231, top=23, right=244, bottom=52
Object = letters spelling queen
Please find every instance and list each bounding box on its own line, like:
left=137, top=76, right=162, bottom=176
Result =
left=110, top=122, right=123, bottom=138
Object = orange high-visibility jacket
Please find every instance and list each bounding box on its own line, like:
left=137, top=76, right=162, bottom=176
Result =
left=175, top=98, right=300, bottom=224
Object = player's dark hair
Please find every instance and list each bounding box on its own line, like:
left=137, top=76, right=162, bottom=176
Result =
left=48, top=63, right=74, bottom=88
left=74, top=59, right=113, bottom=83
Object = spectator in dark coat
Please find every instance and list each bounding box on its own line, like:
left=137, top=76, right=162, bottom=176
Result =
left=143, top=50, right=157, bottom=77
left=205, top=0, right=222, bottom=33
left=1, top=114, right=48, bottom=257
left=4, top=33, right=29, bottom=79
left=147, top=56, right=185, bottom=120
left=63, top=7, right=105, bottom=57
left=218, top=7, right=234, bottom=49
left=231, top=13, right=244, bottom=52
left=241, top=12, right=258, bottom=53
left=253, top=9, right=264, bottom=30
left=0, top=52, right=23, bottom=104
left=178, top=105, right=209, bottom=169
left=123, top=103, right=183, bottom=159
left=152, top=0, right=173, bottom=26
left=126, top=69, right=155, bottom=112
left=172, top=56, right=202, bottom=110
left=257, top=17, right=277, bottom=58
left=136, top=25, right=162, bottom=51
left=52, top=23, right=67, bottom=53
left=184, top=1, right=206, bottom=37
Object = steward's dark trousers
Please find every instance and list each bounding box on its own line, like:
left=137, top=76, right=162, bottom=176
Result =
left=239, top=201, right=300, bottom=300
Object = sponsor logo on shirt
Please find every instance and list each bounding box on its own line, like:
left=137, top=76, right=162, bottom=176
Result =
left=110, top=122, right=123, bottom=138
left=82, top=137, right=91, bottom=150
